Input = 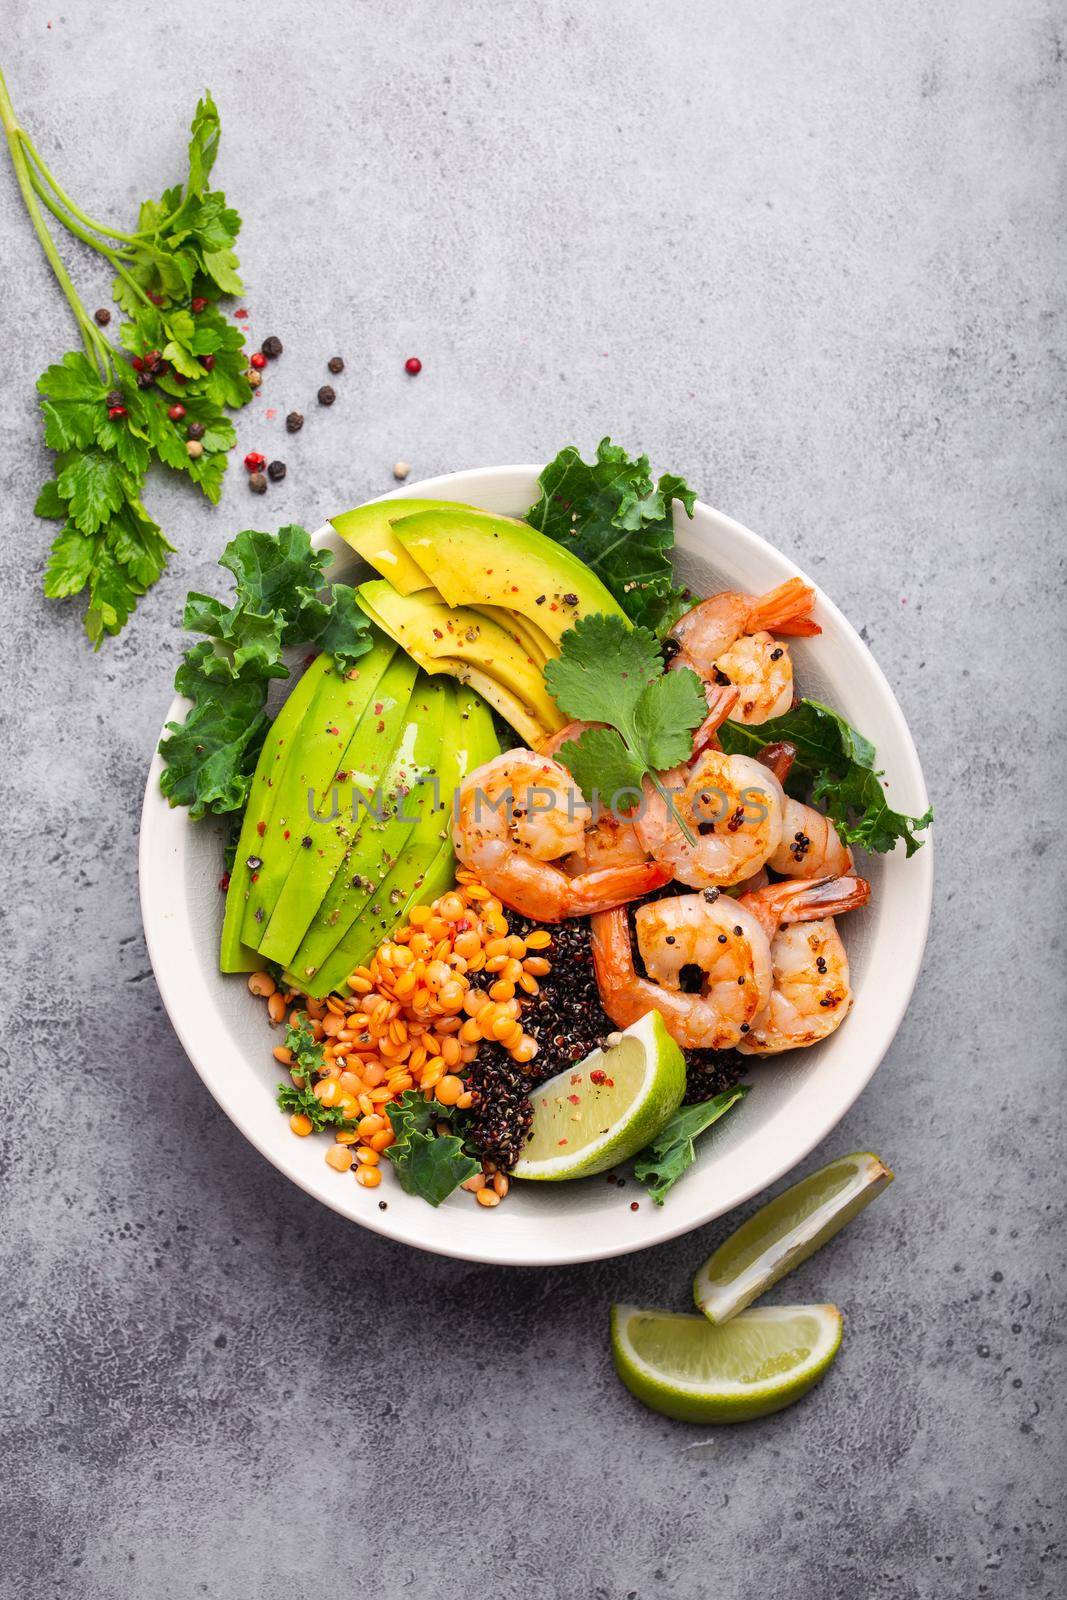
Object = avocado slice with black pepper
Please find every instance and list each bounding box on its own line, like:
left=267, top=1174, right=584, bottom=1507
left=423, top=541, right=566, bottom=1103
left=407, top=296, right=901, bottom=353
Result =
left=238, top=632, right=399, bottom=950
left=219, top=651, right=336, bottom=973
left=306, top=683, right=499, bottom=996
left=254, top=649, right=420, bottom=967
left=283, top=675, right=449, bottom=985
left=391, top=506, right=628, bottom=645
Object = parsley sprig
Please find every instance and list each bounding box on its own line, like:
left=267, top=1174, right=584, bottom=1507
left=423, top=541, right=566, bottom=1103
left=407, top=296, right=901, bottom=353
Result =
left=0, top=70, right=251, bottom=644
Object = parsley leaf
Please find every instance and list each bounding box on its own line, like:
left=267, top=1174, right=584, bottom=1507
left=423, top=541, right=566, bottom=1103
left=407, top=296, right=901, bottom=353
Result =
left=545, top=614, right=706, bottom=819
left=10, top=82, right=251, bottom=643
left=718, top=700, right=932, bottom=856
left=526, top=438, right=694, bottom=634
left=633, top=1087, right=749, bottom=1205
left=384, top=1091, right=480, bottom=1206
left=158, top=649, right=271, bottom=817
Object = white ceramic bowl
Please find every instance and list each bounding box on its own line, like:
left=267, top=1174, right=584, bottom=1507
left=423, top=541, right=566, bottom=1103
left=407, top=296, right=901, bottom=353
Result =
left=139, top=466, right=932, bottom=1266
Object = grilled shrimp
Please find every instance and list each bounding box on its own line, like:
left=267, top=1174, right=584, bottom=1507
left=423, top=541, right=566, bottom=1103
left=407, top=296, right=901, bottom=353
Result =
left=452, top=750, right=669, bottom=922
left=754, top=742, right=854, bottom=879
left=590, top=891, right=773, bottom=1050
left=669, top=578, right=820, bottom=725
left=736, top=875, right=869, bottom=1054
left=538, top=720, right=657, bottom=874
left=634, top=749, right=785, bottom=889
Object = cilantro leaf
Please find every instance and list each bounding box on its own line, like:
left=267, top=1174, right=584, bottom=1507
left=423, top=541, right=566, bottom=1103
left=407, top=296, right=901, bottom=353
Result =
left=384, top=1090, right=480, bottom=1206
left=718, top=700, right=932, bottom=856
left=526, top=438, right=694, bottom=634
left=634, top=1088, right=748, bottom=1205
left=545, top=614, right=705, bottom=829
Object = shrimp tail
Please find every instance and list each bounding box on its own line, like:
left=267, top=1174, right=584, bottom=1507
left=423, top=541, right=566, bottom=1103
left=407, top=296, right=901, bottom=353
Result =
left=571, top=859, right=673, bottom=913
left=741, top=872, right=870, bottom=937
left=748, top=577, right=821, bottom=637
left=692, top=683, right=741, bottom=757
left=756, top=740, right=797, bottom=784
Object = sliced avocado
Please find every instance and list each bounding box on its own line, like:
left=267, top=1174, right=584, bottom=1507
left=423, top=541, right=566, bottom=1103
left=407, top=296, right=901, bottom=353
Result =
left=311, top=686, right=499, bottom=996
left=473, top=604, right=556, bottom=669
left=239, top=634, right=397, bottom=949
left=254, top=651, right=420, bottom=966
left=219, top=652, right=335, bottom=973
left=285, top=677, right=448, bottom=984
left=392, top=507, right=627, bottom=644
left=356, top=580, right=566, bottom=739
left=331, top=498, right=478, bottom=595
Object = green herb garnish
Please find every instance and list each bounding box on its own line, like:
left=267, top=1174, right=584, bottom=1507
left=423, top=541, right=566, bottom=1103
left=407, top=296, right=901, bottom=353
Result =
left=0, top=73, right=251, bottom=643
left=718, top=700, right=932, bottom=856
left=275, top=1017, right=358, bottom=1131
left=159, top=526, right=373, bottom=819
left=544, top=613, right=706, bottom=835
left=384, top=1091, right=480, bottom=1207
left=526, top=438, right=694, bottom=635
left=634, top=1087, right=749, bottom=1205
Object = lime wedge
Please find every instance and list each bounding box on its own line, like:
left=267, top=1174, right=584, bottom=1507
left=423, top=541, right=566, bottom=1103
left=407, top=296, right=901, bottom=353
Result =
left=694, top=1151, right=893, bottom=1324
left=511, top=1011, right=685, bottom=1181
left=612, top=1303, right=842, bottom=1423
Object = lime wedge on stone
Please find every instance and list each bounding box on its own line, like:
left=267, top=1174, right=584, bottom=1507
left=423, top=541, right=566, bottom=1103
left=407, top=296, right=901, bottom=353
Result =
left=694, top=1151, right=893, bottom=1324
left=611, top=1303, right=843, bottom=1423
left=511, top=1011, right=685, bottom=1181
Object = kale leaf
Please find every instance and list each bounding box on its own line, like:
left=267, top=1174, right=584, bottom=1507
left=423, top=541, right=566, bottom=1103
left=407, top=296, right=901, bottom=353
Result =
left=384, top=1091, right=480, bottom=1206
left=525, top=438, right=695, bottom=634
left=718, top=700, right=932, bottom=856
left=633, top=1087, right=749, bottom=1205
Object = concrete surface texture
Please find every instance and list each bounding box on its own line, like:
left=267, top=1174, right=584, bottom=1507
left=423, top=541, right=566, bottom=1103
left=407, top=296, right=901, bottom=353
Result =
left=0, top=2, right=1063, bottom=1596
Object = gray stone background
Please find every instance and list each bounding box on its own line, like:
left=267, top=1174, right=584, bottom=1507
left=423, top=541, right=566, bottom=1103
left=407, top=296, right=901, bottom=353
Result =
left=1, top=2, right=1063, bottom=1596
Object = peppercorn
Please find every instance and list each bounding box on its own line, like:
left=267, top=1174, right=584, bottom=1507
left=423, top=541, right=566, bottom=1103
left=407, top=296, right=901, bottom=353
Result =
left=191, top=296, right=208, bottom=313
left=94, top=307, right=111, bottom=326
left=267, top=459, right=286, bottom=482
left=186, top=421, right=206, bottom=441
left=404, top=356, right=422, bottom=375
left=244, top=451, right=266, bottom=472
left=144, top=349, right=163, bottom=370
left=327, top=355, right=344, bottom=374
left=261, top=335, right=283, bottom=359
left=201, top=354, right=216, bottom=372
left=246, top=370, right=263, bottom=389
left=393, top=461, right=411, bottom=480
left=131, top=357, right=145, bottom=372
left=186, top=439, right=204, bottom=459
left=167, top=403, right=186, bottom=422
left=317, top=384, right=336, bottom=406
left=286, top=411, right=304, bottom=433
left=105, top=389, right=123, bottom=407
left=249, top=351, right=267, bottom=370
left=107, top=404, right=127, bottom=419
left=248, top=471, right=268, bottom=493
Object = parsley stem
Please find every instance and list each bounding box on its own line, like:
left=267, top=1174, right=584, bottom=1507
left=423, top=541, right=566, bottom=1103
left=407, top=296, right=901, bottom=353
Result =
left=0, top=67, right=110, bottom=379
left=16, top=128, right=150, bottom=244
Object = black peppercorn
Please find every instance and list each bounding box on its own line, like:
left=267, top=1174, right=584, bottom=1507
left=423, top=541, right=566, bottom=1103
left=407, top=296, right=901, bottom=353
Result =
left=261, top=335, right=283, bottom=359
left=248, top=471, right=268, bottom=494
left=186, top=421, right=206, bottom=441
left=105, top=389, right=123, bottom=407
left=94, top=307, right=111, bottom=326
left=317, top=384, right=336, bottom=406
left=285, top=411, right=304, bottom=433
left=327, top=355, right=344, bottom=374
left=267, top=459, right=286, bottom=482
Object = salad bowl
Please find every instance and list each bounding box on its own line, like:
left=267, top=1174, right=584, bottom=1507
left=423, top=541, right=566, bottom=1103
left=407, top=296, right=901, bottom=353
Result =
left=139, top=465, right=932, bottom=1266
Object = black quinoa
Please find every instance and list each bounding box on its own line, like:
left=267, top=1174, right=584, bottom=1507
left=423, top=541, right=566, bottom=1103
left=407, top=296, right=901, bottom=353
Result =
left=683, top=1049, right=746, bottom=1104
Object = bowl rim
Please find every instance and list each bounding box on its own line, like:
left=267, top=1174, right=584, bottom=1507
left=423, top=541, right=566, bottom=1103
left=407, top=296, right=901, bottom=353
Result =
left=139, top=464, right=932, bottom=1266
